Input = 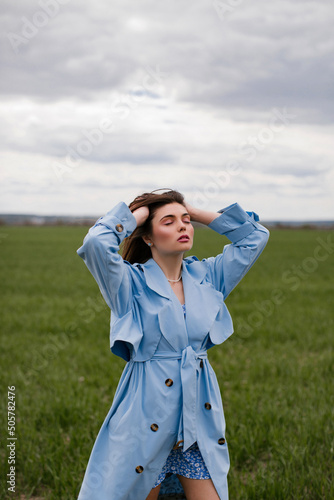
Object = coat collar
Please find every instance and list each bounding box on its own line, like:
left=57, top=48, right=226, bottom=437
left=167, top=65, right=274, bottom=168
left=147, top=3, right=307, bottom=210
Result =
left=140, top=258, right=172, bottom=299
left=139, top=257, right=224, bottom=351
left=140, top=257, right=210, bottom=299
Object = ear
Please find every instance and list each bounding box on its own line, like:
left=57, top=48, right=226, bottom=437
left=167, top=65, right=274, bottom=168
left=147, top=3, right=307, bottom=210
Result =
left=142, top=235, right=151, bottom=246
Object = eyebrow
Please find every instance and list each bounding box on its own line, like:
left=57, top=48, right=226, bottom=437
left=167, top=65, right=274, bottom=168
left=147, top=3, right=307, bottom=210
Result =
left=159, top=212, right=190, bottom=221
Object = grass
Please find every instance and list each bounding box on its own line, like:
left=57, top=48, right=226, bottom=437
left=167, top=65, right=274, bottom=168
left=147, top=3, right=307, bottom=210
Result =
left=0, top=225, right=333, bottom=499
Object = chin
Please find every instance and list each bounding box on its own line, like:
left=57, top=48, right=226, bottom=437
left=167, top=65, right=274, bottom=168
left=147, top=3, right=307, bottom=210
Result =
left=181, top=242, right=193, bottom=251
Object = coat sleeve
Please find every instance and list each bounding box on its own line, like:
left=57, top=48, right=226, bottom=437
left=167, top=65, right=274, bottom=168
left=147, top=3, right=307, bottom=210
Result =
left=205, top=202, right=270, bottom=299
left=76, top=201, right=137, bottom=317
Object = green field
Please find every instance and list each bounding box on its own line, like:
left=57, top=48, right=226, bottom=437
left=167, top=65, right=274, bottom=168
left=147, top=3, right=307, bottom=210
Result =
left=0, top=225, right=333, bottom=500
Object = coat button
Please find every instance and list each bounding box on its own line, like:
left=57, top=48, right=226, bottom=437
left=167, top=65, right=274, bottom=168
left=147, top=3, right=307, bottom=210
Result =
left=173, top=440, right=184, bottom=450
left=115, top=223, right=123, bottom=232
left=150, top=423, right=159, bottom=432
left=204, top=403, right=211, bottom=410
left=218, top=437, right=226, bottom=445
left=135, top=465, right=144, bottom=473
left=200, top=360, right=204, bottom=368
left=165, top=378, right=173, bottom=387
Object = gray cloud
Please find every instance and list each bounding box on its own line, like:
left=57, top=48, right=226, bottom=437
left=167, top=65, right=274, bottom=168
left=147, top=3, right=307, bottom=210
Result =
left=1, top=0, right=333, bottom=123
left=0, top=0, right=333, bottom=219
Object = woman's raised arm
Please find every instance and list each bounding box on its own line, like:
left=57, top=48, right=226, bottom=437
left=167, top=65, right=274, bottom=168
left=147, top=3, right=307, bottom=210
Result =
left=77, top=202, right=148, bottom=317
left=187, top=201, right=270, bottom=300
left=185, top=201, right=221, bottom=226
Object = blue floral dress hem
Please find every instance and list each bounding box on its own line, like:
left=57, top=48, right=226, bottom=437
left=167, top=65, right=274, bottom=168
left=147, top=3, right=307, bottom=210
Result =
left=153, top=442, right=211, bottom=488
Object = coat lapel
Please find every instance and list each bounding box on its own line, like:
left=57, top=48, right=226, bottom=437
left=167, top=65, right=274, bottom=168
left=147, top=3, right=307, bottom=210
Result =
left=141, top=258, right=172, bottom=300
left=141, top=258, right=188, bottom=350
left=140, top=258, right=225, bottom=350
left=181, top=260, right=225, bottom=347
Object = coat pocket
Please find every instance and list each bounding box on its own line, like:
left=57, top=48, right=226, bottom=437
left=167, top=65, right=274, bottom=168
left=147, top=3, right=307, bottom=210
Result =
left=110, top=308, right=143, bottom=361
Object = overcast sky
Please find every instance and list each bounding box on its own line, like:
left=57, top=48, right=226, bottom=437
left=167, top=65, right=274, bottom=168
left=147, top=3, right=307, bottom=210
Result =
left=1, top=0, right=333, bottom=220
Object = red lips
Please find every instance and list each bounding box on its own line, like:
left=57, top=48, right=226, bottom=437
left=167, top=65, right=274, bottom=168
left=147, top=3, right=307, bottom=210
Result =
left=177, top=235, right=190, bottom=242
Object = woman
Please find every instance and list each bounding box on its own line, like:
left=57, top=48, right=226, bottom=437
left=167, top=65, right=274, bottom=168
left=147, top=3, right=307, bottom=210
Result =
left=76, top=188, right=269, bottom=500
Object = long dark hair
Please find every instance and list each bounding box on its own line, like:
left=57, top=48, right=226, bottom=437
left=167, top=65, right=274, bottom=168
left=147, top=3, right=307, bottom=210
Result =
left=121, top=188, right=186, bottom=264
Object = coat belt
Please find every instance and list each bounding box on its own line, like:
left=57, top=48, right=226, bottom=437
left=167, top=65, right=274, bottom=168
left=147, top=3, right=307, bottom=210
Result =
left=148, top=346, right=208, bottom=451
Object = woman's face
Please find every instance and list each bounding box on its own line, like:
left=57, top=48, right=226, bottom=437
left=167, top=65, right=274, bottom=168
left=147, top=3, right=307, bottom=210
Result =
left=147, top=202, right=194, bottom=256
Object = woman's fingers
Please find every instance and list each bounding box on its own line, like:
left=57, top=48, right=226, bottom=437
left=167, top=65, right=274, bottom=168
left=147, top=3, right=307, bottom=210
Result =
left=132, top=206, right=150, bottom=226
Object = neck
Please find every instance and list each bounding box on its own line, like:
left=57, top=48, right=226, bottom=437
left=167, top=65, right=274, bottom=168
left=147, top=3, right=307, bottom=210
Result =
left=151, top=252, right=184, bottom=281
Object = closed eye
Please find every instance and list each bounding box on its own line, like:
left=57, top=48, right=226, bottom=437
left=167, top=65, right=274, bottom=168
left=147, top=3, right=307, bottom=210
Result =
left=164, top=219, right=190, bottom=225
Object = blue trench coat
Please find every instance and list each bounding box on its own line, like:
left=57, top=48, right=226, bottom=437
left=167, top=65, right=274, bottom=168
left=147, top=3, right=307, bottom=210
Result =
left=76, top=200, right=269, bottom=500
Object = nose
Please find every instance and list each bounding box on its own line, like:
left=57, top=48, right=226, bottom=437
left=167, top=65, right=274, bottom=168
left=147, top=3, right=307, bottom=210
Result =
left=178, top=219, right=187, bottom=231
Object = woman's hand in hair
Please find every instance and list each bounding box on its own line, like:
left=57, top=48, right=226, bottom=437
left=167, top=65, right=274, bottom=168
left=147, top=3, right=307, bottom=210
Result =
left=132, top=206, right=150, bottom=227
left=185, top=201, right=220, bottom=225
left=184, top=201, right=197, bottom=221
